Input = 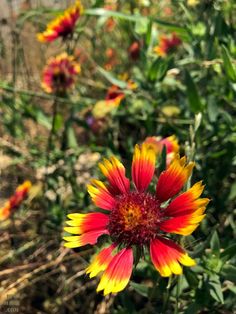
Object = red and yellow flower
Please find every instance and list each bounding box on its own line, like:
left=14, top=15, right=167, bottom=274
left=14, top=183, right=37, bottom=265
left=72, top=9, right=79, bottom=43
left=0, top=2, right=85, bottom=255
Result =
left=105, top=85, right=125, bottom=106
left=104, top=75, right=137, bottom=107
left=154, top=33, right=182, bottom=57
left=42, top=53, right=81, bottom=94
left=37, top=1, right=83, bottom=42
left=144, top=135, right=179, bottom=165
left=0, top=181, right=32, bottom=220
left=64, top=144, right=209, bottom=295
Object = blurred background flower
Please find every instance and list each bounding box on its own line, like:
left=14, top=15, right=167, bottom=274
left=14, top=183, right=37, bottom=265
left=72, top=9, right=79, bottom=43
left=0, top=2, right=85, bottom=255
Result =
left=37, top=0, right=83, bottom=42
left=41, top=53, right=81, bottom=94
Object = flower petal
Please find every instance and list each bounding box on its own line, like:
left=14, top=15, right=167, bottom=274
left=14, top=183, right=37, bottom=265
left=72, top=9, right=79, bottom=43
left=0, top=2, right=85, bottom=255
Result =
left=97, top=247, right=133, bottom=295
left=156, top=155, right=194, bottom=202
left=0, top=202, right=11, bottom=221
left=63, top=229, right=109, bottom=248
left=99, top=156, right=130, bottom=194
left=159, top=213, right=206, bottom=236
left=164, top=181, right=209, bottom=216
left=150, top=237, right=195, bottom=277
left=87, top=179, right=116, bottom=210
left=160, top=135, right=179, bottom=154
left=65, top=212, right=109, bottom=234
left=86, top=244, right=116, bottom=278
left=131, top=143, right=156, bottom=192
left=159, top=181, right=209, bottom=235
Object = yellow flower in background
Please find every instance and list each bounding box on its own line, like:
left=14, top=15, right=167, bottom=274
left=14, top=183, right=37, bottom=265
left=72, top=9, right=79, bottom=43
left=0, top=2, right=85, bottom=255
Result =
left=187, top=0, right=200, bottom=7
left=37, top=1, right=83, bottom=42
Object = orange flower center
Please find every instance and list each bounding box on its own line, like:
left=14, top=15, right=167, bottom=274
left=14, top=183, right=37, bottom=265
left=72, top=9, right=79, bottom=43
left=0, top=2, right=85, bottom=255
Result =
left=108, top=192, right=161, bottom=246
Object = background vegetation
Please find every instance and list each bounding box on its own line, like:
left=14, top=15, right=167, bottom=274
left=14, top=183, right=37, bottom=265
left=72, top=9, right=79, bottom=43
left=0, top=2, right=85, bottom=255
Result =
left=0, top=0, right=235, bottom=313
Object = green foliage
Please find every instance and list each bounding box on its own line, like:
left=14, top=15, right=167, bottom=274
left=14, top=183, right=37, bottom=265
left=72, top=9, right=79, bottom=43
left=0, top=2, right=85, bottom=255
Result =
left=0, top=0, right=235, bottom=313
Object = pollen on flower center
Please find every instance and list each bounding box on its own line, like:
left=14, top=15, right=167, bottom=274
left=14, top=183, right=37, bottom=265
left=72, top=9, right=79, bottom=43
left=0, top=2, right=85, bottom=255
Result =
left=107, top=192, right=161, bottom=246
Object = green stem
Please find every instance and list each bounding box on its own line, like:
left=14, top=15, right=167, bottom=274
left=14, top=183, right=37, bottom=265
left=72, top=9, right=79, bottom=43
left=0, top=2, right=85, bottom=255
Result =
left=0, top=83, right=96, bottom=104
left=44, top=99, right=58, bottom=189
left=162, top=276, right=172, bottom=312
left=174, top=275, right=182, bottom=314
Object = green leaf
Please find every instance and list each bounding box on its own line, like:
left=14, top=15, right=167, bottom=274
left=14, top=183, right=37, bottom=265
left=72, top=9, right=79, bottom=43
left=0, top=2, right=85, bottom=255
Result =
left=208, top=275, right=224, bottom=304
left=210, top=231, right=220, bottom=258
left=221, top=243, right=236, bottom=263
left=207, top=96, right=219, bottom=123
left=158, top=145, right=167, bottom=173
left=184, top=70, right=203, bottom=113
left=130, top=282, right=149, bottom=297
left=229, top=182, right=236, bottom=201
left=36, top=110, right=51, bottom=129
left=85, top=8, right=144, bottom=22
left=221, top=264, right=236, bottom=283
left=184, top=269, right=199, bottom=288
left=54, top=113, right=64, bottom=132
left=148, top=57, right=170, bottom=82
left=145, top=20, right=153, bottom=46
left=209, top=281, right=224, bottom=304
left=134, top=17, right=149, bottom=35
left=97, top=67, right=127, bottom=88
left=85, top=9, right=190, bottom=40
left=184, top=302, right=201, bottom=314
left=67, top=126, right=77, bottom=149
left=221, top=45, right=236, bottom=82
left=152, top=18, right=190, bottom=41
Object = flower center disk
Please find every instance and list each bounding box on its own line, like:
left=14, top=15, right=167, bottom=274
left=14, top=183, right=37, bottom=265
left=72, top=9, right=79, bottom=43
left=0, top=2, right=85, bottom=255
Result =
left=108, top=192, right=161, bottom=246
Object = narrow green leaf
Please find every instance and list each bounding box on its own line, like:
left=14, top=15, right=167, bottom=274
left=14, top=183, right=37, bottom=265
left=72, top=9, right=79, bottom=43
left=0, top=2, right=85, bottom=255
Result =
left=221, top=264, right=236, bottom=283
left=36, top=110, right=51, bottom=129
left=97, top=67, right=127, bottom=88
left=130, top=282, right=149, bottom=297
left=184, top=70, right=203, bottom=113
left=159, top=145, right=167, bottom=173
left=184, top=269, right=199, bottom=288
left=221, top=45, right=236, bottom=82
left=85, top=9, right=190, bottom=40
left=54, top=113, right=64, bottom=132
left=134, top=17, right=149, bottom=35
left=209, top=280, right=224, bottom=304
left=145, top=20, right=153, bottom=46
left=221, top=243, right=236, bottom=263
left=184, top=302, right=201, bottom=314
left=148, top=57, right=170, bottom=82
left=207, top=96, right=219, bottom=123
left=210, top=231, right=220, bottom=257
left=67, top=126, right=77, bottom=148
left=85, top=8, right=143, bottom=22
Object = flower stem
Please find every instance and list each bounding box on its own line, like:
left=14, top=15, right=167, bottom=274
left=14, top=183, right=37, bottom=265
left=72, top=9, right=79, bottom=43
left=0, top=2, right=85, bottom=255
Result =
left=174, top=275, right=182, bottom=314
left=162, top=276, right=172, bottom=312
left=44, top=99, right=58, bottom=188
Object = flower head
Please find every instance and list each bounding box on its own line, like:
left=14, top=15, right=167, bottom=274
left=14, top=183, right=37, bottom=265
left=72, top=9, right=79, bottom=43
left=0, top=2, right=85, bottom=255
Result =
left=0, top=181, right=32, bottom=220
left=105, top=85, right=125, bottom=106
left=64, top=145, right=209, bottom=295
left=154, top=33, right=182, bottom=57
left=144, top=135, right=179, bottom=165
left=37, top=1, right=83, bottom=42
left=42, top=53, right=81, bottom=94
